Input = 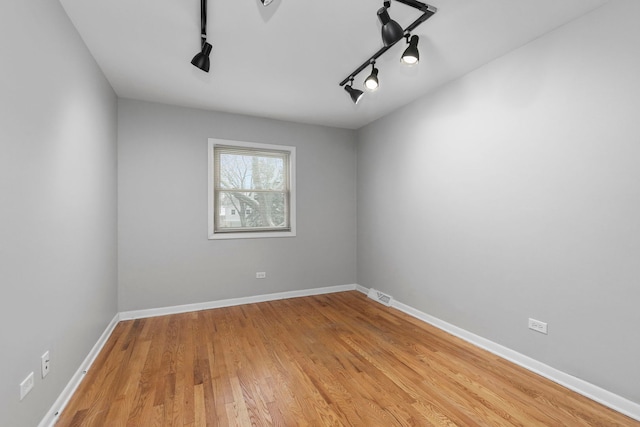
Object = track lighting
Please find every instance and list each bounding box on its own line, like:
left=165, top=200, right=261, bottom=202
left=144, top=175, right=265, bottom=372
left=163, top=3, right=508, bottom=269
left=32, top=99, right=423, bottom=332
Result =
left=364, top=63, right=379, bottom=91
left=345, top=78, right=364, bottom=104
left=191, top=0, right=212, bottom=73
left=378, top=5, right=404, bottom=46
left=260, top=0, right=273, bottom=5
left=339, top=0, right=436, bottom=103
left=401, top=35, right=420, bottom=65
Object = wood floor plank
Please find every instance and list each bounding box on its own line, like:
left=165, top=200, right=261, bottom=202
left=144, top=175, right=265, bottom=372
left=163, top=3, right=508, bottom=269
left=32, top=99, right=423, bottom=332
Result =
left=56, top=291, right=639, bottom=426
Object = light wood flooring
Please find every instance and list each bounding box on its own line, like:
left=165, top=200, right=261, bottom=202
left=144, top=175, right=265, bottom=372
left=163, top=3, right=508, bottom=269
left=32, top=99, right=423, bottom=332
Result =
left=57, top=291, right=639, bottom=426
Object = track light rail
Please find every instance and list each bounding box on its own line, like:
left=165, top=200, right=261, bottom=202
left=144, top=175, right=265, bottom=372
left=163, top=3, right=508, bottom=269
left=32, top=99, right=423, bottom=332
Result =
left=199, top=0, right=207, bottom=48
left=338, top=0, right=437, bottom=87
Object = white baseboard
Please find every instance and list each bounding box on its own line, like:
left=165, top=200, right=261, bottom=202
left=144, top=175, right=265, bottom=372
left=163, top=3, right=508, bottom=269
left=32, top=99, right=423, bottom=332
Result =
left=359, top=286, right=640, bottom=422
left=38, top=313, right=121, bottom=427
left=120, top=284, right=358, bottom=320
left=355, top=284, right=369, bottom=295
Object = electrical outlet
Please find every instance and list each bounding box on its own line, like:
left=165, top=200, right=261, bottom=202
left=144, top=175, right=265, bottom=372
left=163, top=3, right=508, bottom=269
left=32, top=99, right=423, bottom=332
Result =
left=41, top=351, right=50, bottom=378
left=20, top=372, right=34, bottom=400
left=528, top=318, right=548, bottom=334
left=256, top=272, right=266, bottom=279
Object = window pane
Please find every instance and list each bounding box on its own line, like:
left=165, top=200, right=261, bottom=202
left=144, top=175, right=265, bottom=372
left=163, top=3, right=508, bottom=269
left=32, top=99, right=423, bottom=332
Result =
left=209, top=140, right=295, bottom=239
left=217, top=191, right=287, bottom=230
left=218, top=152, right=285, bottom=191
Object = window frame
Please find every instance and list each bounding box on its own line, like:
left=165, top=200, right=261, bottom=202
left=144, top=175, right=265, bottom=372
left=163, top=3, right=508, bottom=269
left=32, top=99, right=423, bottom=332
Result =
left=208, top=138, right=296, bottom=240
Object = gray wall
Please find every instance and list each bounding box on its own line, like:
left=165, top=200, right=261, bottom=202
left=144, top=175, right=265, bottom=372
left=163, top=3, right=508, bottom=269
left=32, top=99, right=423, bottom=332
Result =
left=117, top=99, right=357, bottom=311
left=357, top=0, right=640, bottom=404
left=0, top=1, right=118, bottom=426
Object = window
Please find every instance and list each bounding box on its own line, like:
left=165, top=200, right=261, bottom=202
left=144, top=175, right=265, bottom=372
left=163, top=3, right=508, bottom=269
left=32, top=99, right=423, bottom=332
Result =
left=208, top=138, right=296, bottom=239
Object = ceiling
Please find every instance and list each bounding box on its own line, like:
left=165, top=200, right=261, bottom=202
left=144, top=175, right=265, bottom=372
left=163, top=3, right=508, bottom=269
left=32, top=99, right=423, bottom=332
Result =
left=58, top=0, right=607, bottom=130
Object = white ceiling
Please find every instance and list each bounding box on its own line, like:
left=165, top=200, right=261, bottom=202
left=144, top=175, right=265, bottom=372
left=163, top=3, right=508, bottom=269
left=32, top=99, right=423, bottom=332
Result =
left=58, top=0, right=607, bottom=129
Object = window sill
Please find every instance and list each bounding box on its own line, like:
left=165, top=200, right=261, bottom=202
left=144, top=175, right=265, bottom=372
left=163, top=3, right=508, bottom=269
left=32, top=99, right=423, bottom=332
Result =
left=208, top=230, right=296, bottom=240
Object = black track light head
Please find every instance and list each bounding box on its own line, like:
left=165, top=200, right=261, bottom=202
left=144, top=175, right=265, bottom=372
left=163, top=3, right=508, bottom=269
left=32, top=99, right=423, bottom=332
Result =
left=345, top=80, right=364, bottom=104
left=401, top=35, right=420, bottom=65
left=260, top=0, right=273, bottom=5
left=364, top=64, right=379, bottom=91
left=191, top=42, right=213, bottom=72
left=378, top=6, right=404, bottom=46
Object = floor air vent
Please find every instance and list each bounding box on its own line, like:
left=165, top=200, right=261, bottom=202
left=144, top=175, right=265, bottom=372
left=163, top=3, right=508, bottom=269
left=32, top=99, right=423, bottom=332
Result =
left=367, top=288, right=393, bottom=307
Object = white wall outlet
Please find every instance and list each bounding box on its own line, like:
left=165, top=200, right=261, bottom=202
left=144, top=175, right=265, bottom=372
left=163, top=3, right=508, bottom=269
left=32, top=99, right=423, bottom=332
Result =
left=20, top=372, right=34, bottom=400
left=41, top=351, right=50, bottom=378
left=528, top=318, right=548, bottom=334
left=256, top=272, right=266, bottom=279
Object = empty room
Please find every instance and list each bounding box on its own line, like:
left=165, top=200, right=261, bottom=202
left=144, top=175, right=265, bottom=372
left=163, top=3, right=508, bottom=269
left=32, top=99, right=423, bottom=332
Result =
left=2, top=0, right=640, bottom=425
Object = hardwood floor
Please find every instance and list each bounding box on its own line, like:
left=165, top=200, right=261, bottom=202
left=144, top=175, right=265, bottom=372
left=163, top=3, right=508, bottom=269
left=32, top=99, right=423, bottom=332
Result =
left=57, top=291, right=638, bottom=426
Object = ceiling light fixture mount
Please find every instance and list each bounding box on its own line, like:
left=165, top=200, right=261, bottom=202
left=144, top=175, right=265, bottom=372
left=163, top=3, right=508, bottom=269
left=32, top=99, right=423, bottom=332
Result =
left=339, top=0, right=436, bottom=102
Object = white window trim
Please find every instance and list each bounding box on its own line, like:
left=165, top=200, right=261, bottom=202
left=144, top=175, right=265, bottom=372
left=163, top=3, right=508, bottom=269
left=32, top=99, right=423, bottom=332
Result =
left=208, top=138, right=296, bottom=240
